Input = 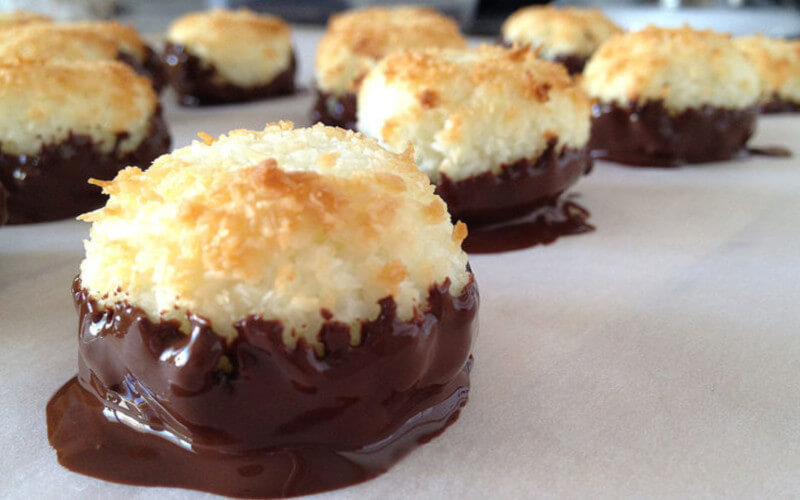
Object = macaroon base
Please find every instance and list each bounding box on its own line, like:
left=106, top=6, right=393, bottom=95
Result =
left=0, top=110, right=171, bottom=224
left=310, top=88, right=357, bottom=130
left=163, top=43, right=296, bottom=106
left=435, top=142, right=592, bottom=226
left=47, top=276, right=478, bottom=498
left=589, top=101, right=758, bottom=167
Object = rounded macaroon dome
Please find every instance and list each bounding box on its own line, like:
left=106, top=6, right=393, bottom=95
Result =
left=583, top=25, right=761, bottom=112
left=0, top=59, right=158, bottom=156
left=357, top=45, right=591, bottom=183
left=166, top=9, right=293, bottom=88
left=0, top=23, right=123, bottom=65
left=315, top=6, right=467, bottom=96
left=78, top=122, right=471, bottom=352
left=0, top=20, right=153, bottom=62
left=501, top=6, right=622, bottom=60
left=734, top=35, right=800, bottom=108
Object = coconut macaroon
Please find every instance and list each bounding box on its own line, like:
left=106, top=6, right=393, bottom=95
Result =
left=0, top=59, right=170, bottom=224
left=500, top=6, right=621, bottom=75
left=584, top=25, right=761, bottom=167
left=358, top=45, right=592, bottom=225
left=163, top=9, right=295, bottom=106
left=312, top=6, right=467, bottom=130
left=735, top=35, right=800, bottom=113
left=56, top=122, right=478, bottom=497
left=0, top=22, right=166, bottom=89
left=79, top=122, right=471, bottom=346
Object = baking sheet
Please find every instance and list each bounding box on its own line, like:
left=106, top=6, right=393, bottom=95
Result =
left=2, top=50, right=800, bottom=499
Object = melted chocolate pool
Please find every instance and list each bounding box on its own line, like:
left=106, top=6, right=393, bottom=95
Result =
left=163, top=43, right=296, bottom=106
left=463, top=198, right=593, bottom=254
left=589, top=101, right=758, bottom=167
left=0, top=111, right=170, bottom=224
left=310, top=89, right=358, bottom=130
left=47, top=276, right=478, bottom=498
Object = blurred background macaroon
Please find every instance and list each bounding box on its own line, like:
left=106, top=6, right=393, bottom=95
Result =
left=584, top=25, right=761, bottom=167
left=311, top=5, right=467, bottom=130
left=499, top=6, right=622, bottom=74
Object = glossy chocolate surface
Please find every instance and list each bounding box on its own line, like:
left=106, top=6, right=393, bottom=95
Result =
left=589, top=101, right=758, bottom=167
left=436, top=142, right=592, bottom=226
left=463, top=198, right=593, bottom=254
left=498, top=38, right=587, bottom=75
left=118, top=46, right=167, bottom=92
left=310, top=89, right=357, bottom=130
left=761, top=95, right=800, bottom=114
left=163, top=43, right=296, bottom=106
left=47, top=276, right=478, bottom=497
left=0, top=110, right=170, bottom=224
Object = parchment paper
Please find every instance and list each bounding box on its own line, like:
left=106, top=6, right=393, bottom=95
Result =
left=2, top=28, right=800, bottom=499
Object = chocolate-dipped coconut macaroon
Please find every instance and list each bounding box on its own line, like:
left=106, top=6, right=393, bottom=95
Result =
left=358, top=45, right=593, bottom=250
left=0, top=22, right=166, bottom=90
left=47, top=122, right=479, bottom=498
left=735, top=35, right=800, bottom=113
left=164, top=9, right=295, bottom=106
left=585, top=26, right=761, bottom=167
left=312, top=6, right=466, bottom=130
left=0, top=60, right=170, bottom=224
left=500, top=6, right=621, bottom=75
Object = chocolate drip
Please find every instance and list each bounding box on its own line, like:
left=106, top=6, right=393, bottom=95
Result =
left=118, top=46, right=167, bottom=92
left=498, top=38, right=588, bottom=75
left=760, top=95, right=800, bottom=114
left=310, top=89, right=358, bottom=130
left=435, top=142, right=592, bottom=226
left=0, top=110, right=171, bottom=224
left=462, top=198, right=593, bottom=254
left=589, top=101, right=758, bottom=167
left=47, top=276, right=478, bottom=497
left=163, top=43, right=296, bottom=106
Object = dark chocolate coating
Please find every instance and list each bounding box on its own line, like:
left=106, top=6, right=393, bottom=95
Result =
left=118, top=46, right=168, bottom=92
left=0, top=181, right=7, bottom=226
left=760, top=94, right=800, bottom=114
left=435, top=142, right=592, bottom=226
left=163, top=43, right=296, bottom=106
left=589, top=101, right=758, bottom=167
left=47, top=276, right=478, bottom=498
left=310, top=88, right=358, bottom=130
left=548, top=53, right=587, bottom=75
left=498, top=37, right=588, bottom=75
left=0, top=110, right=171, bottom=224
